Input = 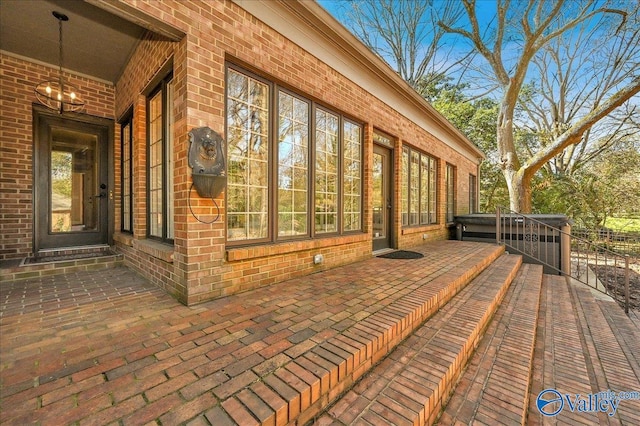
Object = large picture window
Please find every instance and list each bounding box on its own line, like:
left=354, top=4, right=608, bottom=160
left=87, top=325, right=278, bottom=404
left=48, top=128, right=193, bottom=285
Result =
left=278, top=91, right=309, bottom=237
left=120, top=113, right=133, bottom=233
left=469, top=174, right=477, bottom=214
left=227, top=70, right=270, bottom=241
left=342, top=121, right=362, bottom=232
left=315, top=109, right=339, bottom=234
left=402, top=146, right=437, bottom=227
left=409, top=151, right=420, bottom=225
left=226, top=66, right=363, bottom=244
left=401, top=148, right=409, bottom=226
left=147, top=75, right=174, bottom=242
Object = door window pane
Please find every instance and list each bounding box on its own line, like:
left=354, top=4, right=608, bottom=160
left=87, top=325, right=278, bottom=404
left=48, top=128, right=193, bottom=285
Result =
left=372, top=152, right=384, bottom=236
left=50, top=130, right=98, bottom=233
left=50, top=150, right=73, bottom=233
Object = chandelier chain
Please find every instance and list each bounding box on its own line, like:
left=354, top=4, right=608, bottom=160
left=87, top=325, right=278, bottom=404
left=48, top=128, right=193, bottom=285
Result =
left=34, top=11, right=84, bottom=113
left=59, top=18, right=63, bottom=75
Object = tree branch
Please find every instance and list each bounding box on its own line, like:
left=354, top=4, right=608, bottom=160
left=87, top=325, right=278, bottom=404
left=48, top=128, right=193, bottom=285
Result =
left=524, top=76, right=640, bottom=173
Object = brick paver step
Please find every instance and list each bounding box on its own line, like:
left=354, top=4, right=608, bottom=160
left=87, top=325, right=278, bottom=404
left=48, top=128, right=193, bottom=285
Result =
left=0, top=241, right=505, bottom=425
left=527, top=275, right=602, bottom=425
left=528, top=275, right=640, bottom=425
left=0, top=249, right=124, bottom=283
left=568, top=281, right=640, bottom=425
left=438, top=263, right=543, bottom=426
left=316, top=253, right=522, bottom=426
left=213, top=244, right=506, bottom=426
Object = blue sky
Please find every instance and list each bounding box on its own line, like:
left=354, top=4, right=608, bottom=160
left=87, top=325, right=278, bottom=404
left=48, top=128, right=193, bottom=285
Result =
left=315, top=0, right=500, bottom=68
left=317, top=0, right=499, bottom=29
left=315, top=0, right=498, bottom=92
left=313, top=0, right=639, bottom=137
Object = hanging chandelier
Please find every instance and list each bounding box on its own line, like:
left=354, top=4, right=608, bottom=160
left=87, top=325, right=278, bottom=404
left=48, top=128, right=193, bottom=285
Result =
left=34, top=11, right=85, bottom=113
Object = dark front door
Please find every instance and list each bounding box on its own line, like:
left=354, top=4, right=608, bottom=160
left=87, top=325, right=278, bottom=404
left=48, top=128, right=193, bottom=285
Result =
left=372, top=144, right=393, bottom=251
left=34, top=111, right=111, bottom=252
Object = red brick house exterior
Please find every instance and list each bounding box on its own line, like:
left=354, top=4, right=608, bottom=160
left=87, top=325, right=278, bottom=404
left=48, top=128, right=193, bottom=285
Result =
left=0, top=0, right=483, bottom=304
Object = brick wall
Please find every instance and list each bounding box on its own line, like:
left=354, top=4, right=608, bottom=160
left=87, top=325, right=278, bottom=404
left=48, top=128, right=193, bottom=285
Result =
left=0, top=53, right=115, bottom=260
left=124, top=0, right=480, bottom=303
left=112, top=32, right=185, bottom=300
left=1, top=1, right=480, bottom=305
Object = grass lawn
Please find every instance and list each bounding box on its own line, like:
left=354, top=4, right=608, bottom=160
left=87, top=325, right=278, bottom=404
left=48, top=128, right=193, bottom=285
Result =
left=605, top=217, right=640, bottom=232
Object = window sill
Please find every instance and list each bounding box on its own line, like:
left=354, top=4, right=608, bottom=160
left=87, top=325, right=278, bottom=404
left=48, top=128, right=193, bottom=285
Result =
left=227, top=232, right=368, bottom=262
left=113, top=232, right=134, bottom=247
left=133, top=239, right=174, bottom=263
left=401, top=224, right=441, bottom=235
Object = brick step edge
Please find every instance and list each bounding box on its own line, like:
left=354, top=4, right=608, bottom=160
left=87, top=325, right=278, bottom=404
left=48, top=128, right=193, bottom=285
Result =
left=210, top=245, right=506, bottom=426
left=567, top=280, right=640, bottom=425
left=1, top=253, right=125, bottom=282
left=317, top=253, right=522, bottom=426
left=438, top=263, right=543, bottom=426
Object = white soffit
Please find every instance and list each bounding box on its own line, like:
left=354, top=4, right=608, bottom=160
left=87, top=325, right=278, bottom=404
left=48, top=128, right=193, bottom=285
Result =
left=232, top=0, right=484, bottom=162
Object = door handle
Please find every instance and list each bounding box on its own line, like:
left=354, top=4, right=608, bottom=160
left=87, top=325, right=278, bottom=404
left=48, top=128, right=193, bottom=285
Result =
left=94, top=183, right=107, bottom=198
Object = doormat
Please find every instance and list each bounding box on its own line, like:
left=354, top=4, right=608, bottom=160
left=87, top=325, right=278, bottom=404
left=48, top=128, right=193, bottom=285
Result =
left=377, top=250, right=424, bottom=259
left=23, top=250, right=115, bottom=265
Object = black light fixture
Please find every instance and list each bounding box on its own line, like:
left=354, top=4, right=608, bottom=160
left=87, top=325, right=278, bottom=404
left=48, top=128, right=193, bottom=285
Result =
left=34, top=11, right=85, bottom=113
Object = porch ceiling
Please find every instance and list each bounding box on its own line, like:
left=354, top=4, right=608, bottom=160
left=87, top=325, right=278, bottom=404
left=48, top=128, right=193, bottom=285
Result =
left=0, top=0, right=145, bottom=83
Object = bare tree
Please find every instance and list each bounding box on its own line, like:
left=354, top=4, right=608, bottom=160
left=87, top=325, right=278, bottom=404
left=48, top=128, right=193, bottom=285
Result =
left=518, top=10, right=640, bottom=177
left=345, top=0, right=464, bottom=88
left=438, top=0, right=640, bottom=212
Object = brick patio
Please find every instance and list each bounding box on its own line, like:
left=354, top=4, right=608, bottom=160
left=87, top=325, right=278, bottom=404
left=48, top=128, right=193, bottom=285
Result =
left=1, top=240, right=639, bottom=425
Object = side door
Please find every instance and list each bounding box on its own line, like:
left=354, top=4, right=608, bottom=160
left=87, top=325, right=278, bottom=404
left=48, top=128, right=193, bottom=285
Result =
left=372, top=143, right=393, bottom=251
left=34, top=110, right=111, bottom=252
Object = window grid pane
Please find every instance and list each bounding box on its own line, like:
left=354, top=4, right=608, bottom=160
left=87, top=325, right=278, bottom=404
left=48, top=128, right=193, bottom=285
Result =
left=446, top=164, right=455, bottom=223
left=401, top=147, right=409, bottom=226
left=403, top=147, right=438, bottom=227
left=315, top=109, right=338, bottom=234
left=122, top=121, right=132, bottom=232
left=227, top=69, right=270, bottom=241
left=420, top=155, right=429, bottom=225
left=278, top=91, right=309, bottom=237
left=429, top=157, right=437, bottom=224
left=166, top=80, right=174, bottom=240
left=148, top=91, right=163, bottom=238
left=409, top=151, right=420, bottom=226
left=226, top=66, right=365, bottom=242
left=343, top=121, right=362, bottom=232
left=469, top=174, right=477, bottom=214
